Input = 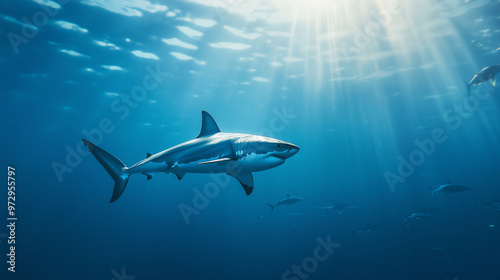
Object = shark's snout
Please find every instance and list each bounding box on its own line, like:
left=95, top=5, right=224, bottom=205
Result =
left=283, top=143, right=300, bottom=159
left=267, top=143, right=299, bottom=161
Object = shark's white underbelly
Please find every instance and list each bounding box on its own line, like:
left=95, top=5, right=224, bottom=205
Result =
left=125, top=161, right=169, bottom=174
left=177, top=154, right=285, bottom=174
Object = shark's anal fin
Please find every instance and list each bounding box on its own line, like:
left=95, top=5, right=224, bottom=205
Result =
left=198, top=158, right=233, bottom=165
left=197, top=111, right=221, bottom=138
left=228, top=171, right=254, bottom=195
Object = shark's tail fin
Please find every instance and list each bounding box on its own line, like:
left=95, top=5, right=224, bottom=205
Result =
left=82, top=139, right=130, bottom=203
left=464, top=80, right=471, bottom=96
left=428, top=184, right=435, bottom=198
left=267, top=203, right=275, bottom=212
left=401, top=215, right=408, bottom=223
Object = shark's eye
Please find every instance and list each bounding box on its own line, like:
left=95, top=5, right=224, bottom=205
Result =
left=277, top=144, right=281, bottom=148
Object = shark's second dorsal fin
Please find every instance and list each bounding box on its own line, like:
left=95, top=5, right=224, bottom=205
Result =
left=197, top=111, right=221, bottom=138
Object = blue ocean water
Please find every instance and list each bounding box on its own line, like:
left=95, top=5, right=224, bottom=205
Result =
left=1, top=0, right=500, bottom=279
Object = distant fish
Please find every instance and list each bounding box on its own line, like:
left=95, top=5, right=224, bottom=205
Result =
left=433, top=246, right=443, bottom=252
left=314, top=204, right=335, bottom=210
left=290, top=213, right=306, bottom=217
left=430, top=180, right=471, bottom=197
left=267, top=194, right=304, bottom=212
left=402, top=213, right=433, bottom=223
left=481, top=200, right=500, bottom=210
left=332, top=203, right=358, bottom=214
left=350, top=223, right=379, bottom=235
left=467, top=64, right=500, bottom=96
left=417, top=206, right=443, bottom=214
left=314, top=203, right=358, bottom=214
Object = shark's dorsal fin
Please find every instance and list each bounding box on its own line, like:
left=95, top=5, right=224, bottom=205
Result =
left=447, top=179, right=451, bottom=184
left=197, top=111, right=221, bottom=138
left=146, top=153, right=152, bottom=158
left=287, top=194, right=290, bottom=197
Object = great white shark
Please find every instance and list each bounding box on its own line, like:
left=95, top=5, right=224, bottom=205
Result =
left=83, top=111, right=300, bottom=202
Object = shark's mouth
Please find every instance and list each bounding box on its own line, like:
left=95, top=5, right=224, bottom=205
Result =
left=271, top=154, right=287, bottom=161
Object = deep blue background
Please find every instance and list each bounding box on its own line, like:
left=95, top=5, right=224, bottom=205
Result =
left=1, top=0, right=500, bottom=279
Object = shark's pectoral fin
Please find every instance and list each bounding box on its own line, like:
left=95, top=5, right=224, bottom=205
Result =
left=491, top=77, right=496, bottom=87
left=198, top=158, right=233, bottom=165
left=228, top=171, right=254, bottom=195
left=142, top=172, right=157, bottom=180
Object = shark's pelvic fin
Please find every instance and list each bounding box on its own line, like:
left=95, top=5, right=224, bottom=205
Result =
left=172, top=171, right=185, bottom=180
left=142, top=172, right=157, bottom=180
left=198, top=158, right=233, bottom=165
left=229, top=171, right=254, bottom=195
left=197, top=111, right=221, bottom=138
left=82, top=139, right=130, bottom=203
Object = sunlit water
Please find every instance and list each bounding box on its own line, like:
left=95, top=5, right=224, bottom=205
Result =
left=1, top=0, right=500, bottom=279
